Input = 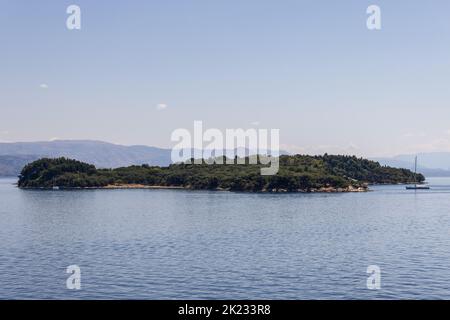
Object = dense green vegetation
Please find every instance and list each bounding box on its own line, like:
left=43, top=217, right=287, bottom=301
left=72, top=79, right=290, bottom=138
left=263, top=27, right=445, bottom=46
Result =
left=17, top=155, right=424, bottom=192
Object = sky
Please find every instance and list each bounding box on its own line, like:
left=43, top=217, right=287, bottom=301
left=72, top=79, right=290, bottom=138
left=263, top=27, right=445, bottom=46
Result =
left=1, top=0, right=450, bottom=157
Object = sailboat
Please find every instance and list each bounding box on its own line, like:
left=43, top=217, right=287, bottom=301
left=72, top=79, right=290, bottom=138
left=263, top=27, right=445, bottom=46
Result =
left=406, top=156, right=430, bottom=190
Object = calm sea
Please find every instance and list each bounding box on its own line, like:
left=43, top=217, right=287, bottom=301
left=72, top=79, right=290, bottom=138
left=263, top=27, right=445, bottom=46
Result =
left=0, top=177, right=449, bottom=299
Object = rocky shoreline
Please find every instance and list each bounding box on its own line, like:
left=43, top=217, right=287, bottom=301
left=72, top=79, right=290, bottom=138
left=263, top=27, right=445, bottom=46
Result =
left=20, top=183, right=369, bottom=193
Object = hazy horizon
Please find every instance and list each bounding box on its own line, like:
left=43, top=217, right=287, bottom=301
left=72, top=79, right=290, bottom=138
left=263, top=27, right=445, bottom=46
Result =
left=3, top=138, right=450, bottom=160
left=2, top=1, right=450, bottom=157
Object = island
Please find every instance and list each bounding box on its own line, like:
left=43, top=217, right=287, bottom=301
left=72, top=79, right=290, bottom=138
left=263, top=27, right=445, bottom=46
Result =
left=17, top=155, right=424, bottom=192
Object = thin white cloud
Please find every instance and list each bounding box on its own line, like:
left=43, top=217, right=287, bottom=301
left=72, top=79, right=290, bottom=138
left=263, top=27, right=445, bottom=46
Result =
left=156, top=103, right=167, bottom=110
left=403, top=132, right=427, bottom=138
left=250, top=121, right=260, bottom=126
left=39, top=83, right=49, bottom=89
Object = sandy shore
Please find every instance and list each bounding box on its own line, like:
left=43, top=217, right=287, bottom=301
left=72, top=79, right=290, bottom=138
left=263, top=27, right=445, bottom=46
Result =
left=20, top=184, right=369, bottom=192
left=100, top=184, right=369, bottom=192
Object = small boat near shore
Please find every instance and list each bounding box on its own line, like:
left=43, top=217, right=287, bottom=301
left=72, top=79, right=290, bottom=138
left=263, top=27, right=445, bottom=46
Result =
left=406, top=185, right=430, bottom=190
left=406, top=156, right=431, bottom=190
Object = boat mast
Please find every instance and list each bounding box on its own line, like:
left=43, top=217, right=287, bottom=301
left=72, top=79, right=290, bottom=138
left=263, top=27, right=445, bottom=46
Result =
left=414, top=156, right=417, bottom=187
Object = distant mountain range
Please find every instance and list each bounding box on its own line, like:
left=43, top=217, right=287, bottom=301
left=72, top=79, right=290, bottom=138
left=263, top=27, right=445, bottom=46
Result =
left=372, top=154, right=450, bottom=177
left=0, top=155, right=42, bottom=177
left=1, top=140, right=450, bottom=177
left=0, top=140, right=286, bottom=177
left=0, top=140, right=172, bottom=176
